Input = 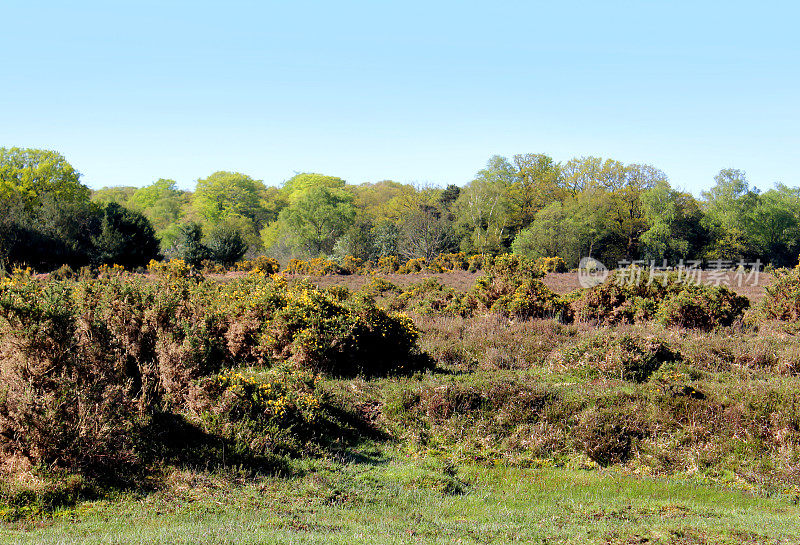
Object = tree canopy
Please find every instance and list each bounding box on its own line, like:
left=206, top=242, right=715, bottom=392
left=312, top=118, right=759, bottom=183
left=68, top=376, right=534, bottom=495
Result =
left=3, top=147, right=799, bottom=272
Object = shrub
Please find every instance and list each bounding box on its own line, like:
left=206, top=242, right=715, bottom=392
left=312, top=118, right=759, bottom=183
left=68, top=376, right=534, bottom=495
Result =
left=430, top=253, right=469, bottom=272
left=0, top=271, right=427, bottom=475
left=484, top=254, right=545, bottom=280
left=388, top=278, right=469, bottom=317
left=576, top=405, right=648, bottom=466
left=574, top=268, right=749, bottom=328
left=49, top=264, right=75, bottom=280
left=398, top=258, right=426, bottom=274
left=339, top=255, right=362, bottom=275
left=551, top=330, right=680, bottom=383
left=265, top=282, right=427, bottom=376
left=236, top=256, right=281, bottom=274
left=198, top=367, right=325, bottom=455
left=533, top=256, right=567, bottom=274
left=283, top=257, right=341, bottom=276
left=467, top=254, right=484, bottom=273
left=147, top=258, right=204, bottom=281
left=376, top=255, right=399, bottom=274
left=657, top=285, right=749, bottom=329
left=467, top=255, right=570, bottom=320
left=200, top=259, right=226, bottom=274
left=0, top=278, right=144, bottom=474
left=758, top=264, right=800, bottom=321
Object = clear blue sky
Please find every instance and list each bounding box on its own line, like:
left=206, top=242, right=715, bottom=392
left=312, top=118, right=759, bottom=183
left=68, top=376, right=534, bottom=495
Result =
left=1, top=1, right=797, bottom=194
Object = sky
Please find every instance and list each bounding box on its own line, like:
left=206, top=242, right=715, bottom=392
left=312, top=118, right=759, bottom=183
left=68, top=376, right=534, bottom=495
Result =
left=1, top=0, right=797, bottom=195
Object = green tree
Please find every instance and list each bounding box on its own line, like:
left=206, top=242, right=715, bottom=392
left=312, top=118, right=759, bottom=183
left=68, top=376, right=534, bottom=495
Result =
left=169, top=222, right=210, bottom=266
left=744, top=185, right=800, bottom=266
left=399, top=203, right=456, bottom=260
left=0, top=147, right=90, bottom=207
left=92, top=203, right=161, bottom=268
left=640, top=181, right=706, bottom=262
left=194, top=171, right=268, bottom=226
left=92, top=186, right=137, bottom=206
left=266, top=184, right=356, bottom=255
left=702, top=169, right=760, bottom=260
left=455, top=156, right=515, bottom=253
left=348, top=180, right=416, bottom=220
left=508, top=153, right=563, bottom=230
left=206, top=222, right=248, bottom=266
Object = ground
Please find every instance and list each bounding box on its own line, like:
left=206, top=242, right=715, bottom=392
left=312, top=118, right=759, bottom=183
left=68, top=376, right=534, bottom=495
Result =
left=4, top=453, right=800, bottom=544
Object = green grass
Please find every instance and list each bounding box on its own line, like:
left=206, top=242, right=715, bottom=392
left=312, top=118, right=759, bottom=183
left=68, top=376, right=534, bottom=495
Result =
left=4, top=452, right=800, bottom=544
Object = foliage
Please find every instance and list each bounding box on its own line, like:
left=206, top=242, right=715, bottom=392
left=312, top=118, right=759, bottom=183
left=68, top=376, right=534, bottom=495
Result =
left=168, top=222, right=210, bottom=266
left=574, top=268, right=750, bottom=329
left=757, top=262, right=800, bottom=321
left=91, top=202, right=161, bottom=268
left=0, top=270, right=426, bottom=475
left=206, top=222, right=249, bottom=266
left=199, top=367, right=326, bottom=455
left=0, top=147, right=89, bottom=208
left=467, top=254, right=571, bottom=320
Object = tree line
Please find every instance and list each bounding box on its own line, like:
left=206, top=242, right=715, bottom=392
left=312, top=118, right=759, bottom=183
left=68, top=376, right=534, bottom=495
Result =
left=1, top=146, right=797, bottom=272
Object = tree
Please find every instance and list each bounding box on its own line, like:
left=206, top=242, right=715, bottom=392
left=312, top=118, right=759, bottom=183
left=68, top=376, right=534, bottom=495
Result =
left=508, top=153, right=563, bottom=231
left=744, top=185, right=800, bottom=266
left=267, top=184, right=356, bottom=255
left=92, top=203, right=161, bottom=268
left=206, top=222, right=248, bottom=265
left=455, top=156, right=515, bottom=254
left=281, top=173, right=347, bottom=199
left=511, top=197, right=604, bottom=267
left=373, top=220, right=400, bottom=257
left=348, top=180, right=416, bottom=220
left=0, top=147, right=90, bottom=207
left=702, top=169, right=760, bottom=261
left=332, top=219, right=378, bottom=262
left=194, top=171, right=268, bottom=226
left=439, top=184, right=461, bottom=209
left=399, top=203, right=456, bottom=260
left=561, top=156, right=603, bottom=194
left=169, top=222, right=210, bottom=266
left=640, top=181, right=706, bottom=262
left=92, top=186, right=137, bottom=206
left=126, top=179, right=187, bottom=230
left=603, top=163, right=667, bottom=260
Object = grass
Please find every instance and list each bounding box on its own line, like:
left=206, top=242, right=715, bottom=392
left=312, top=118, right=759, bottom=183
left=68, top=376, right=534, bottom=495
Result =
left=4, top=449, right=800, bottom=545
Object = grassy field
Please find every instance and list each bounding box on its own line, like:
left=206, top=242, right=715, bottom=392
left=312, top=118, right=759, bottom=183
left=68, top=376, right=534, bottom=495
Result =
left=4, top=452, right=800, bottom=545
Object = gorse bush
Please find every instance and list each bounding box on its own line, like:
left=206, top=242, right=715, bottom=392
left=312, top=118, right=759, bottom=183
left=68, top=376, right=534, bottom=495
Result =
left=198, top=367, right=326, bottom=456
left=467, top=254, right=571, bottom=321
left=0, top=271, right=425, bottom=475
left=283, top=257, right=341, bottom=276
left=385, top=278, right=469, bottom=317
left=757, top=263, right=800, bottom=321
left=574, top=268, right=749, bottom=329
left=236, top=255, right=281, bottom=275
left=657, top=284, right=750, bottom=329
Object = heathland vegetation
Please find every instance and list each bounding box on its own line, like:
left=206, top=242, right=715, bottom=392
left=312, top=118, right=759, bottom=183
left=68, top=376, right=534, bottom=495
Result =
left=2, top=147, right=800, bottom=543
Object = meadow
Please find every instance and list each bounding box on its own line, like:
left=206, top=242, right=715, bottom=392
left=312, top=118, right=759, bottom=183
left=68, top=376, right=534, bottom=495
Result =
left=1, top=255, right=799, bottom=544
